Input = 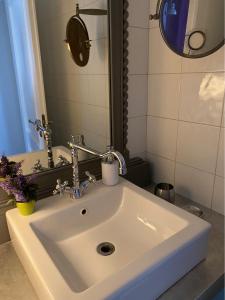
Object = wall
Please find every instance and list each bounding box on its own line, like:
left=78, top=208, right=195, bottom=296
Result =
left=35, top=0, right=110, bottom=153
left=147, top=0, right=224, bottom=215
left=0, top=0, right=25, bottom=156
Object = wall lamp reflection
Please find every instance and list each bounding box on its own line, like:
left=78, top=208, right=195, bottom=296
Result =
left=150, top=0, right=177, bottom=20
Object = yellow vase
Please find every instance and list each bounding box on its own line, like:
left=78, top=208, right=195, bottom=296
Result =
left=16, top=200, right=35, bottom=216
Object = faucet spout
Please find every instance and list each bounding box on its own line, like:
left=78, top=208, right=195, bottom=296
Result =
left=29, top=115, right=54, bottom=169
left=63, top=136, right=127, bottom=199
left=103, top=150, right=127, bottom=175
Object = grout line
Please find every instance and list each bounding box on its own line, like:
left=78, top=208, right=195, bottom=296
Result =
left=146, top=151, right=222, bottom=177
left=210, top=126, right=224, bottom=210
left=219, top=95, right=225, bottom=127
left=144, top=110, right=148, bottom=155
left=128, top=25, right=149, bottom=30
left=175, top=161, right=216, bottom=176
left=47, top=97, right=109, bottom=110
left=47, top=74, right=109, bottom=78
left=146, top=152, right=175, bottom=163
left=47, top=74, right=109, bottom=77
left=174, top=73, right=182, bottom=187
left=128, top=115, right=147, bottom=120
left=129, top=73, right=149, bottom=76
left=148, top=71, right=225, bottom=76
left=128, top=74, right=148, bottom=77
left=147, top=115, right=222, bottom=128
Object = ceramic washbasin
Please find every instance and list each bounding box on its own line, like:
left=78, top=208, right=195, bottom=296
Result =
left=6, top=178, right=211, bottom=300
left=9, top=146, right=71, bottom=175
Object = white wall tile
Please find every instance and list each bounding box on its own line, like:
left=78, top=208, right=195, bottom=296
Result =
left=216, top=128, right=224, bottom=177
left=128, top=27, right=149, bottom=75
left=148, top=74, right=181, bottom=119
left=179, top=73, right=225, bottom=126
left=176, top=122, right=220, bottom=173
left=88, top=39, right=107, bottom=75
left=128, top=0, right=149, bottom=28
left=82, top=130, right=108, bottom=153
left=128, top=75, right=148, bottom=117
left=147, top=2, right=225, bottom=213
left=128, top=116, right=147, bottom=156
left=56, top=74, right=89, bottom=103
left=147, top=153, right=175, bottom=184
left=147, top=116, right=178, bottom=160
left=212, top=176, right=225, bottom=215
left=182, top=46, right=225, bottom=73
left=175, top=163, right=214, bottom=208
left=89, top=75, right=107, bottom=107
left=149, top=28, right=182, bottom=74
left=82, top=7, right=107, bottom=40
left=83, top=105, right=108, bottom=137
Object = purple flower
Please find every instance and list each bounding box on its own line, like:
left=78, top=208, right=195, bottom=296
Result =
left=0, top=174, right=38, bottom=203
left=0, top=155, right=23, bottom=178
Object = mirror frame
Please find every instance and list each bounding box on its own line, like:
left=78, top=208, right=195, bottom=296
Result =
left=34, top=0, right=131, bottom=199
left=159, top=0, right=225, bottom=59
left=109, top=0, right=129, bottom=158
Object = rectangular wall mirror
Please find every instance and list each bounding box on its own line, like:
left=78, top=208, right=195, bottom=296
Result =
left=36, top=0, right=110, bottom=156
left=1, top=0, right=128, bottom=176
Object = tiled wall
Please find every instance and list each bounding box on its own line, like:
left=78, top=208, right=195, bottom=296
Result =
left=147, top=1, right=225, bottom=215
left=35, top=0, right=110, bottom=153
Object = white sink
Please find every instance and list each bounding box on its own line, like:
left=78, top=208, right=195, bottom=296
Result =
left=6, top=178, right=211, bottom=300
left=9, top=146, right=71, bottom=174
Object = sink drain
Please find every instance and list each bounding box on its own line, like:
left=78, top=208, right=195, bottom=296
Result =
left=97, top=242, right=115, bottom=256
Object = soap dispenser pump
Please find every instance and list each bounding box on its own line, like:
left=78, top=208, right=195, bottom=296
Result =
left=101, top=146, right=119, bottom=186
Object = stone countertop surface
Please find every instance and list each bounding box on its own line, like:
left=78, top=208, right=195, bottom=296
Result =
left=0, top=191, right=224, bottom=300
left=156, top=193, right=224, bottom=300
left=0, top=242, right=38, bottom=300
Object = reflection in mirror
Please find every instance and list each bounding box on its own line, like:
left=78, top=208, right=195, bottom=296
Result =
left=159, top=0, right=224, bottom=58
left=65, top=12, right=91, bottom=67
left=0, top=0, right=110, bottom=175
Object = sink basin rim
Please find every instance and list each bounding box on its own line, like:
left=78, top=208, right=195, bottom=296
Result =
left=6, top=178, right=211, bottom=300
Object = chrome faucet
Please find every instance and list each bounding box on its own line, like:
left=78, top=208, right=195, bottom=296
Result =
left=29, top=115, right=54, bottom=169
left=32, top=159, right=47, bottom=173
left=55, top=155, right=70, bottom=168
left=53, top=135, right=127, bottom=199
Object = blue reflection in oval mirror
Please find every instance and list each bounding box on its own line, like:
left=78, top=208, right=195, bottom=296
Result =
left=159, top=0, right=225, bottom=58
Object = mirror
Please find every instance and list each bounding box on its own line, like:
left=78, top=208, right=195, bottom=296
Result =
left=159, top=0, right=225, bottom=58
left=1, top=0, right=111, bottom=175
left=65, top=14, right=91, bottom=67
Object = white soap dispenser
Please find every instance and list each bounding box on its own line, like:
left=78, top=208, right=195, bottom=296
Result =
left=101, top=146, right=119, bottom=186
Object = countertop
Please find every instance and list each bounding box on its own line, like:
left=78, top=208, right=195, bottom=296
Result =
left=157, top=193, right=224, bottom=300
left=0, top=191, right=224, bottom=300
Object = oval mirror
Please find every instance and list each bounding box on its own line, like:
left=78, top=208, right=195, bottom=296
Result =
left=159, top=0, right=225, bottom=58
left=66, top=15, right=91, bottom=66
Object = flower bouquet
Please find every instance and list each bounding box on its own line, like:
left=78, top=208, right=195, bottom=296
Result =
left=0, top=155, right=22, bottom=179
left=0, top=156, right=38, bottom=215
left=0, top=155, right=23, bottom=203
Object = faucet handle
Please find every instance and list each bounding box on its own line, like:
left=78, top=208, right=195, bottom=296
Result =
left=53, top=179, right=69, bottom=196
left=85, top=171, right=96, bottom=183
